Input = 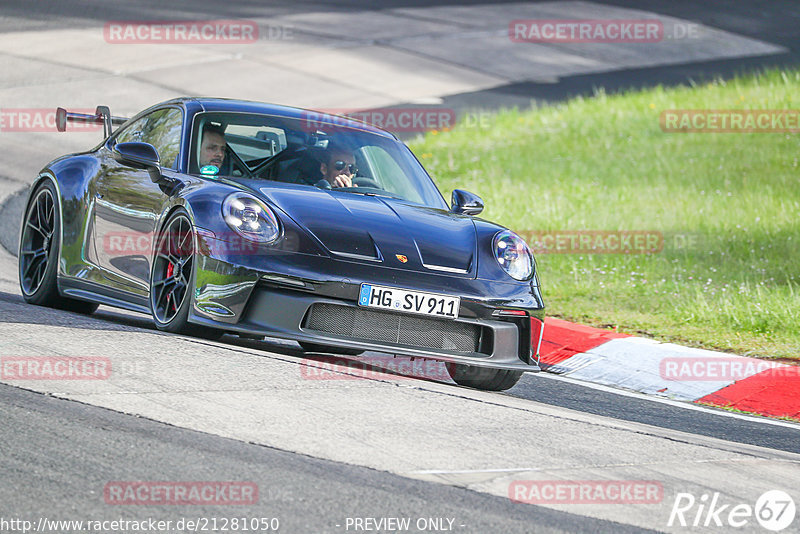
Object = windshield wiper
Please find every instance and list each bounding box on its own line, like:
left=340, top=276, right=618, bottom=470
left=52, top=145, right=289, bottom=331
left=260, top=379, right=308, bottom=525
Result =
left=336, top=188, right=403, bottom=200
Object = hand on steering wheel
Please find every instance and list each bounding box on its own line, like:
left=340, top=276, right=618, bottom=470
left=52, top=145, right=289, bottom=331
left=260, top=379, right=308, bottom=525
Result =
left=331, top=173, right=353, bottom=188
left=352, top=176, right=381, bottom=189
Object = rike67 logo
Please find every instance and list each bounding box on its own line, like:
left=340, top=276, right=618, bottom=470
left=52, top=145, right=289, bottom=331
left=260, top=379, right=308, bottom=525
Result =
left=668, top=490, right=795, bottom=531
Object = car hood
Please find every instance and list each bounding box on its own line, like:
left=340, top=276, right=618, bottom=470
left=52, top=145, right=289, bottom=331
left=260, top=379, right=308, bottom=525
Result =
left=259, top=187, right=477, bottom=276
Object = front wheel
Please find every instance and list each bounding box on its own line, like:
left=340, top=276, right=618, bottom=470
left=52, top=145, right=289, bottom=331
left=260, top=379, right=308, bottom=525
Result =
left=150, top=210, right=223, bottom=339
left=446, top=363, right=523, bottom=391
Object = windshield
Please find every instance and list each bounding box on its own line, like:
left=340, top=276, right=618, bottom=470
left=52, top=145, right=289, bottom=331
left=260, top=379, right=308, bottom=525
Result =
left=189, top=111, right=447, bottom=209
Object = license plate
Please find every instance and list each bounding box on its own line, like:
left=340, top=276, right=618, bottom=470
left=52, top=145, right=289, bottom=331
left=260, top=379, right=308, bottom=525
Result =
left=358, top=284, right=460, bottom=319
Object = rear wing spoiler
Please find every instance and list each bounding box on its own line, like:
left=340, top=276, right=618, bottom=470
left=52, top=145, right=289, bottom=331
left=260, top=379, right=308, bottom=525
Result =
left=56, top=106, right=129, bottom=137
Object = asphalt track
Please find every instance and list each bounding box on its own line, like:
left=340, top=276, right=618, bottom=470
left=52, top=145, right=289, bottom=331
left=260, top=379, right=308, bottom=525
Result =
left=1, top=1, right=799, bottom=533
left=1, top=383, right=651, bottom=534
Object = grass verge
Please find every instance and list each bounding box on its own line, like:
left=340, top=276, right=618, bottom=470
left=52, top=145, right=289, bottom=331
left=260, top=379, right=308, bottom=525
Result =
left=409, top=69, right=800, bottom=362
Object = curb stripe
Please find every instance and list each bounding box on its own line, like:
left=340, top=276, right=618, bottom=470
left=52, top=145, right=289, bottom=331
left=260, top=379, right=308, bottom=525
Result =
left=565, top=338, right=761, bottom=400
left=540, top=318, right=800, bottom=421
left=539, top=317, right=629, bottom=366
left=696, top=367, right=800, bottom=419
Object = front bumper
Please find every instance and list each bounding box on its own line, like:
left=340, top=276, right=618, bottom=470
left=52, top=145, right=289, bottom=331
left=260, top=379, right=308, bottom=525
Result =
left=189, top=240, right=545, bottom=372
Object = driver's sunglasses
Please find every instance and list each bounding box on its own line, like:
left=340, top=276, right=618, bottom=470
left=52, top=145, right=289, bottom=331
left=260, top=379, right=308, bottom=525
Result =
left=334, top=160, right=358, bottom=175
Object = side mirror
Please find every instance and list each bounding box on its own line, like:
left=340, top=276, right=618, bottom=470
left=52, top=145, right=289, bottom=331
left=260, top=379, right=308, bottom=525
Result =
left=113, top=142, right=162, bottom=183
left=450, top=189, right=484, bottom=216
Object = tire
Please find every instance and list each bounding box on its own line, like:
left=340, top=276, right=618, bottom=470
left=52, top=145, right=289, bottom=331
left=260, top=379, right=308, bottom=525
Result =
left=299, top=342, right=364, bottom=356
left=149, top=209, right=223, bottom=339
left=446, top=363, right=524, bottom=391
left=19, top=180, right=98, bottom=314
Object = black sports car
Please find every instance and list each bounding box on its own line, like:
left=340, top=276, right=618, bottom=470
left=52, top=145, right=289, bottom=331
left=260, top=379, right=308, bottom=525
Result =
left=18, top=98, right=545, bottom=391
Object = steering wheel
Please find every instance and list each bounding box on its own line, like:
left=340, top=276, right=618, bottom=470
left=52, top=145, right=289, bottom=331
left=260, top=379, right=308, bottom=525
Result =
left=353, top=176, right=381, bottom=189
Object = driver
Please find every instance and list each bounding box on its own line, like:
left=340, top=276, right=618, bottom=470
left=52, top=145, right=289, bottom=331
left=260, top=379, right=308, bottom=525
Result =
left=320, top=143, right=357, bottom=188
left=199, top=124, right=227, bottom=173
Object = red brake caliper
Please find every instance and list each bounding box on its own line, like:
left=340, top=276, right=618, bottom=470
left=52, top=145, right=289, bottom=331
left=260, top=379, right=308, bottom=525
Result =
left=166, top=262, right=176, bottom=312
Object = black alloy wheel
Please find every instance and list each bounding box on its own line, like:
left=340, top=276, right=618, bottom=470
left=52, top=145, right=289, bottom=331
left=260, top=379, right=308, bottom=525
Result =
left=19, top=180, right=98, bottom=314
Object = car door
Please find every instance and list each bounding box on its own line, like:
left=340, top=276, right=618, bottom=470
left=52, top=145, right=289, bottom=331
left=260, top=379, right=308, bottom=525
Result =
left=93, top=107, right=183, bottom=295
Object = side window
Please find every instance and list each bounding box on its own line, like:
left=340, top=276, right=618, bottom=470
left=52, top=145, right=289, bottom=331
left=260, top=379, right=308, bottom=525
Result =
left=114, top=108, right=183, bottom=170
left=115, top=116, right=147, bottom=144
left=141, top=109, right=183, bottom=170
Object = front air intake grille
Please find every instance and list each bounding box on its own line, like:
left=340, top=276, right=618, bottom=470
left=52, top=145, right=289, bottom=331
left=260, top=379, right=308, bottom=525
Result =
left=303, top=303, right=484, bottom=353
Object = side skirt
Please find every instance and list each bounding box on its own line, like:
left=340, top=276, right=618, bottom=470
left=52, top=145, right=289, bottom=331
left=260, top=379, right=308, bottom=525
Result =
left=59, top=276, right=151, bottom=315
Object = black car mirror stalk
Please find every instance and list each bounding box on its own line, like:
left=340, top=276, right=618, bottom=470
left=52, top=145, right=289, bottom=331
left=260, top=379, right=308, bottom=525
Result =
left=158, top=177, right=184, bottom=197
left=147, top=166, right=163, bottom=183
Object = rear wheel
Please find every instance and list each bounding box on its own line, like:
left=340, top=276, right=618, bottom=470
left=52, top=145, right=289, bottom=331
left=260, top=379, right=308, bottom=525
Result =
left=446, top=363, right=523, bottom=391
left=150, top=210, right=223, bottom=339
left=19, top=181, right=98, bottom=314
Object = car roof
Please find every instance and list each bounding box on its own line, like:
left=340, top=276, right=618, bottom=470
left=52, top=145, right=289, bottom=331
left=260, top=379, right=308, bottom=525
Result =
left=159, top=97, right=397, bottom=140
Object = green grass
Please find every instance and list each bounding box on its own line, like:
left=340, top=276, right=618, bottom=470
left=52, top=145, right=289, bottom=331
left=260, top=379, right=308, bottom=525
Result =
left=409, top=69, right=800, bottom=362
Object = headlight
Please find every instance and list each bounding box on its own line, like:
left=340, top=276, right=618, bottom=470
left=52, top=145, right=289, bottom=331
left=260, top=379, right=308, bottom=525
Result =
left=493, top=230, right=533, bottom=280
left=222, top=193, right=281, bottom=243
